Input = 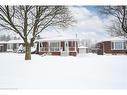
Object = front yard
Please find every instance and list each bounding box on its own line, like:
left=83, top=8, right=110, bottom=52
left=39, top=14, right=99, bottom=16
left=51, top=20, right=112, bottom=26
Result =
left=0, top=53, right=127, bottom=89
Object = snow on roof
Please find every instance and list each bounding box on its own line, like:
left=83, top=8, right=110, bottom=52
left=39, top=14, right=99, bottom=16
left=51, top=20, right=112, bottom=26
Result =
left=98, top=36, right=127, bottom=43
left=0, top=40, right=24, bottom=44
left=0, top=41, right=8, bottom=44
left=36, top=35, right=78, bottom=42
left=7, top=40, right=24, bottom=43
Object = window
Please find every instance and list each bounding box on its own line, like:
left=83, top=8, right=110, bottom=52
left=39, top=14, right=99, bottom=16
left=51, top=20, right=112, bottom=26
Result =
left=41, top=42, right=49, bottom=51
left=69, top=41, right=75, bottom=47
left=7, top=44, right=13, bottom=49
left=50, top=42, right=60, bottom=51
left=111, top=41, right=125, bottom=50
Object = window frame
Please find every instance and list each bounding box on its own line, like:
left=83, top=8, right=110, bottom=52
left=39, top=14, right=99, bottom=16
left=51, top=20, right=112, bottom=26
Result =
left=111, top=41, right=126, bottom=50
left=49, top=41, right=61, bottom=52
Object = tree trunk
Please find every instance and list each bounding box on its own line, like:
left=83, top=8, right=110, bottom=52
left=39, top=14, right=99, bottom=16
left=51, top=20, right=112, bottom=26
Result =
left=25, top=43, right=31, bottom=60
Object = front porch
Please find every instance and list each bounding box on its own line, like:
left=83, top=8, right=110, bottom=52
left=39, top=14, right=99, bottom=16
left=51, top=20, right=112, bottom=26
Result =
left=39, top=47, right=77, bottom=56
left=37, top=40, right=78, bottom=56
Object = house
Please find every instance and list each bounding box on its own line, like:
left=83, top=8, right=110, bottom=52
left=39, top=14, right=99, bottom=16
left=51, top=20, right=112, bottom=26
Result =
left=0, top=41, right=7, bottom=52
left=0, top=33, right=94, bottom=56
left=35, top=35, right=79, bottom=56
left=0, top=40, right=24, bottom=52
left=96, top=36, right=127, bottom=55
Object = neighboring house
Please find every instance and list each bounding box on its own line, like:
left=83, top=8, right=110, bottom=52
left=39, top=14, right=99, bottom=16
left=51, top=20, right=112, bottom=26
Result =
left=96, top=36, right=127, bottom=55
left=0, top=40, right=24, bottom=52
left=35, top=36, right=78, bottom=56
left=0, top=41, right=7, bottom=52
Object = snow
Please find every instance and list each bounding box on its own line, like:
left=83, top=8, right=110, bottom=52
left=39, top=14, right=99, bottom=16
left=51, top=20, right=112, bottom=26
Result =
left=36, top=35, right=78, bottom=42
left=36, top=30, right=79, bottom=42
left=78, top=46, right=88, bottom=48
left=0, top=41, right=8, bottom=44
left=31, top=46, right=37, bottom=53
left=0, top=40, right=24, bottom=44
left=0, top=53, right=127, bottom=89
left=7, top=40, right=24, bottom=43
left=99, top=36, right=127, bottom=42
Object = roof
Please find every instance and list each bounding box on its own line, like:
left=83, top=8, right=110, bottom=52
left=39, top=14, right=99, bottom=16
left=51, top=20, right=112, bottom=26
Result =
left=0, top=41, right=8, bottom=44
left=36, top=35, right=79, bottom=42
left=97, top=36, right=127, bottom=43
left=7, top=40, right=24, bottom=43
left=0, top=40, right=24, bottom=44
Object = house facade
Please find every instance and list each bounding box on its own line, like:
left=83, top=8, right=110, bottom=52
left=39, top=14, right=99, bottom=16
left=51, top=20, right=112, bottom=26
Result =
left=0, top=40, right=24, bottom=52
left=35, top=36, right=78, bottom=56
left=0, top=41, right=7, bottom=52
left=96, top=37, right=127, bottom=55
left=0, top=34, right=94, bottom=56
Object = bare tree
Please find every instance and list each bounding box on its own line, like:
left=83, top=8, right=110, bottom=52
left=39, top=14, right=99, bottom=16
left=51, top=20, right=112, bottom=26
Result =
left=98, top=6, right=127, bottom=37
left=106, top=20, right=126, bottom=36
left=0, top=5, right=75, bottom=60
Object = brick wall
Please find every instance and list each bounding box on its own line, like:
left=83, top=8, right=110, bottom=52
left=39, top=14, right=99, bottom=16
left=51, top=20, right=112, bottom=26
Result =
left=97, top=41, right=127, bottom=54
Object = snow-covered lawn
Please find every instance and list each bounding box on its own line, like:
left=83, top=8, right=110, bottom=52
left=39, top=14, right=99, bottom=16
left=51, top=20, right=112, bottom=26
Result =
left=0, top=53, right=127, bottom=89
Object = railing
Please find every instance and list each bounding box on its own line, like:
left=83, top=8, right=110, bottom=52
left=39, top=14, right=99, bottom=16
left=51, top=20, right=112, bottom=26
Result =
left=40, top=47, right=61, bottom=52
left=50, top=47, right=61, bottom=52
left=41, top=47, right=49, bottom=51
left=40, top=47, right=76, bottom=52
left=68, top=47, right=75, bottom=51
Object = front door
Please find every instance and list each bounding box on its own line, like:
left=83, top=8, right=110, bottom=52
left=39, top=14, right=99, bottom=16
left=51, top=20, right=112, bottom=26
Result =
left=64, top=41, right=68, bottom=52
left=0, top=46, right=2, bottom=52
left=61, top=41, right=68, bottom=56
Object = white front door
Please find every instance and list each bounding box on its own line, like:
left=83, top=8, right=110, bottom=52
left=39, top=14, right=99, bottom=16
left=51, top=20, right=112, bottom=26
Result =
left=61, top=41, right=69, bottom=56
left=64, top=41, right=68, bottom=52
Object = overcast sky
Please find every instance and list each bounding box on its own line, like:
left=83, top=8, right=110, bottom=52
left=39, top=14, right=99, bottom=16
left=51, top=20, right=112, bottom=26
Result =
left=40, top=6, right=113, bottom=41
left=0, top=6, right=113, bottom=41
left=66, top=6, right=112, bottom=40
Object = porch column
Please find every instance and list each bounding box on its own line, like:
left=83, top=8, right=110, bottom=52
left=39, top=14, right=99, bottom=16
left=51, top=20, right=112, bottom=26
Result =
left=75, top=41, right=76, bottom=52
left=66, top=41, right=68, bottom=52
left=16, top=43, right=18, bottom=50
left=59, top=41, right=61, bottom=51
left=48, top=41, right=50, bottom=52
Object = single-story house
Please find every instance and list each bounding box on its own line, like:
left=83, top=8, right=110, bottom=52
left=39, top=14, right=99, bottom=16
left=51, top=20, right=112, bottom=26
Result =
left=96, top=36, right=127, bottom=55
left=35, top=36, right=79, bottom=56
left=0, top=41, right=7, bottom=52
left=0, top=40, right=24, bottom=52
left=0, top=34, right=93, bottom=56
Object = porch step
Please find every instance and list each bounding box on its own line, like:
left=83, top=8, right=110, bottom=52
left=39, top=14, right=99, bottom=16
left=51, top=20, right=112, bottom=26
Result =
left=61, top=52, right=68, bottom=56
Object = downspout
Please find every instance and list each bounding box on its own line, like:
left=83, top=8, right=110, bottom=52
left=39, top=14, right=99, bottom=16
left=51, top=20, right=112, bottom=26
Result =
left=102, top=43, right=104, bottom=55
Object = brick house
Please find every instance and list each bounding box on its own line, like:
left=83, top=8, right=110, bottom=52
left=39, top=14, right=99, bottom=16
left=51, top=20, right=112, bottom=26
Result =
left=35, top=36, right=79, bottom=56
left=96, top=37, right=127, bottom=55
